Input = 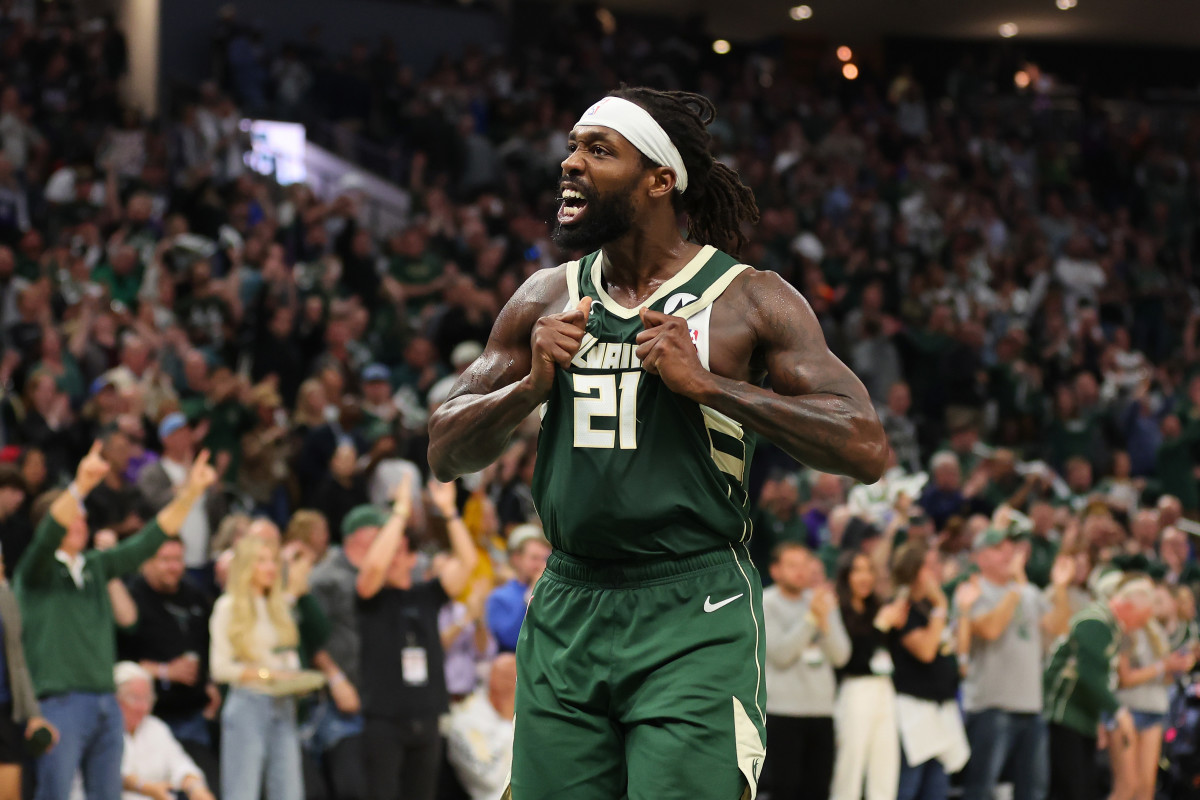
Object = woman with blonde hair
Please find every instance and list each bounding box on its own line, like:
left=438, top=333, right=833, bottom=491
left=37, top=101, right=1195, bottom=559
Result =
left=210, top=536, right=303, bottom=800
left=1107, top=581, right=1194, bottom=800
left=292, top=378, right=327, bottom=431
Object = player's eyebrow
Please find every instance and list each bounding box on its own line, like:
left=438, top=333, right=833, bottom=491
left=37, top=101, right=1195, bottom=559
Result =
left=567, top=128, right=620, bottom=145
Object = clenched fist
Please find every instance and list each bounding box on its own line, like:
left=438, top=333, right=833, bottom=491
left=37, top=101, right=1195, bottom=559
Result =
left=528, top=296, right=592, bottom=398
left=636, top=308, right=710, bottom=400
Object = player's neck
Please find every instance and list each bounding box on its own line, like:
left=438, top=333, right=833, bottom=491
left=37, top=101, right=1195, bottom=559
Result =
left=600, top=225, right=701, bottom=300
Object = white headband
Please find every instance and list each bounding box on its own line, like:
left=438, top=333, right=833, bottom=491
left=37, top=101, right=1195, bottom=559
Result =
left=576, top=97, right=689, bottom=194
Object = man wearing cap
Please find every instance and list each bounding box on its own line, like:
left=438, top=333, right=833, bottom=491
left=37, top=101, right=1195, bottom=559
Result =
left=357, top=364, right=399, bottom=444
left=1043, top=578, right=1155, bottom=800
left=137, top=414, right=220, bottom=576
left=485, top=525, right=550, bottom=653
left=17, top=443, right=216, bottom=800
left=959, top=524, right=1074, bottom=800
left=355, top=479, right=478, bottom=800
left=306, top=505, right=390, bottom=800
left=429, top=86, right=885, bottom=800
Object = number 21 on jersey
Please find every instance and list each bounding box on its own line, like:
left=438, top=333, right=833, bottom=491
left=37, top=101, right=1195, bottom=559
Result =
left=572, top=371, right=640, bottom=450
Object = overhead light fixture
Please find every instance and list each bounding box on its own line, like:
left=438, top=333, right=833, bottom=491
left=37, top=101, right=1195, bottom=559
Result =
left=712, top=39, right=731, bottom=55
left=842, top=63, right=859, bottom=80
left=789, top=5, right=813, bottom=20
left=836, top=46, right=853, bottom=62
left=1055, top=0, right=1076, bottom=8
left=998, top=22, right=1019, bottom=37
left=1014, top=70, right=1031, bottom=88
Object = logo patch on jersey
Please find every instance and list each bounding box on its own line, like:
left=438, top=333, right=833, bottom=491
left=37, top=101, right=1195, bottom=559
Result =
left=663, top=292, right=698, bottom=314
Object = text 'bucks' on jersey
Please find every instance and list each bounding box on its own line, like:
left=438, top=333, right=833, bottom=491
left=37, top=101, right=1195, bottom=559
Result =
left=531, top=245, right=758, bottom=560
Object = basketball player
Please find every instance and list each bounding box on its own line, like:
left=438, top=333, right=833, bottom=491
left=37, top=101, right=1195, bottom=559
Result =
left=428, top=87, right=887, bottom=800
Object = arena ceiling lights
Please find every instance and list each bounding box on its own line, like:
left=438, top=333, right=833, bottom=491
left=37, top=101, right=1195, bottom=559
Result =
left=586, top=0, right=1200, bottom=46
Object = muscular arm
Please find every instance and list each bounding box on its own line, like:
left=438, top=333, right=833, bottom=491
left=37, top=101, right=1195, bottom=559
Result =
left=694, top=272, right=887, bottom=483
left=428, top=268, right=569, bottom=481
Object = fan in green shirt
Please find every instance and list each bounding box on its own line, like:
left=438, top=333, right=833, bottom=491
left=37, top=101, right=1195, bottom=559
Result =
left=91, top=246, right=144, bottom=311
left=181, top=368, right=257, bottom=482
left=15, top=443, right=217, bottom=699
left=1045, top=397, right=1103, bottom=471
left=1043, top=579, right=1156, bottom=795
left=382, top=227, right=448, bottom=314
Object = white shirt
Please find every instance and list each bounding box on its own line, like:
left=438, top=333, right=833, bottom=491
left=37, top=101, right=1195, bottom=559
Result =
left=54, top=550, right=86, bottom=588
left=121, top=715, right=205, bottom=800
left=160, top=459, right=210, bottom=568
left=446, top=691, right=514, bottom=800
left=209, top=595, right=300, bottom=685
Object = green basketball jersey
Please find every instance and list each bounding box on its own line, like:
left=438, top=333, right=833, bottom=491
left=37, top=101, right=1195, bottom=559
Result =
left=531, top=245, right=758, bottom=560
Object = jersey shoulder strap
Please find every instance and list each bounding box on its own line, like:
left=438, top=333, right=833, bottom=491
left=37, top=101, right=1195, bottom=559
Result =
left=571, top=251, right=604, bottom=305
left=654, top=248, right=750, bottom=320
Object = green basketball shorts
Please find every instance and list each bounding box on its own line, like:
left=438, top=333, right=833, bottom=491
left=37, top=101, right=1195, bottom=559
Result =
left=507, top=545, right=767, bottom=800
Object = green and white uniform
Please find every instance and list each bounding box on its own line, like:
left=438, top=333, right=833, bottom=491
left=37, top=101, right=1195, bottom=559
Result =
left=531, top=245, right=756, bottom=559
left=512, top=246, right=767, bottom=800
left=1043, top=601, right=1122, bottom=736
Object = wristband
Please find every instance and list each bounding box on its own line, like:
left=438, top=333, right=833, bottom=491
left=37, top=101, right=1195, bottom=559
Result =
left=158, top=663, right=168, bottom=683
left=930, top=607, right=948, bottom=620
left=329, top=671, right=347, bottom=687
left=67, top=482, right=87, bottom=513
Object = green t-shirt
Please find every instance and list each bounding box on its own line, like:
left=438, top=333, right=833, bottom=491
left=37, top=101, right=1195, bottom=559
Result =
left=183, top=397, right=256, bottom=480
left=388, top=252, right=444, bottom=313
left=1026, top=536, right=1060, bottom=589
left=31, top=355, right=86, bottom=404
left=15, top=253, right=41, bottom=281
left=1044, top=602, right=1121, bottom=736
left=93, top=262, right=144, bottom=309
left=1046, top=414, right=1099, bottom=467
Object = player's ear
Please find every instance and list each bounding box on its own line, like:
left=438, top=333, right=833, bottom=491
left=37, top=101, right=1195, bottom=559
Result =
left=646, top=166, right=676, bottom=200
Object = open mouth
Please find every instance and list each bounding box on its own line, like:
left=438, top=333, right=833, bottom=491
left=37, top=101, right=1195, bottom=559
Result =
left=557, top=187, right=589, bottom=225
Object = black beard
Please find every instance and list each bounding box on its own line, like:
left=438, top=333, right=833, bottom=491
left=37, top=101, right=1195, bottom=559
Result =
left=551, top=184, right=637, bottom=253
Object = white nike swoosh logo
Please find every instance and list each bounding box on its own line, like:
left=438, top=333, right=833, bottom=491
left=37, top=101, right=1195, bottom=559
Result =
left=703, top=593, right=744, bottom=613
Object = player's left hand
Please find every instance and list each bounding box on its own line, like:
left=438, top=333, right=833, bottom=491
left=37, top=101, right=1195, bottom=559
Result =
left=636, top=308, right=710, bottom=400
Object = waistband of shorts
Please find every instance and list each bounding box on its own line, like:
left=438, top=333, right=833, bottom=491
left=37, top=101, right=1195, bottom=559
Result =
left=545, top=546, right=750, bottom=587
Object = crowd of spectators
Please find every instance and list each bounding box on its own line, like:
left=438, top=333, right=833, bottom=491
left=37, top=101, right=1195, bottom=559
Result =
left=1, top=2, right=1200, bottom=800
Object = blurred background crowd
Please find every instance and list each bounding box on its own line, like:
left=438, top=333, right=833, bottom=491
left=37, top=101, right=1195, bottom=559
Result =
left=1, top=1, right=1200, bottom=800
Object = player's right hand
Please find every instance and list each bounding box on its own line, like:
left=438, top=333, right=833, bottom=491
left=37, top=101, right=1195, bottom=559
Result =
left=528, top=296, right=591, bottom=397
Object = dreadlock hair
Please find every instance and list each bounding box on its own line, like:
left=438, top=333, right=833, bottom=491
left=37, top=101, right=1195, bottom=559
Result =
left=608, top=87, right=760, bottom=256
